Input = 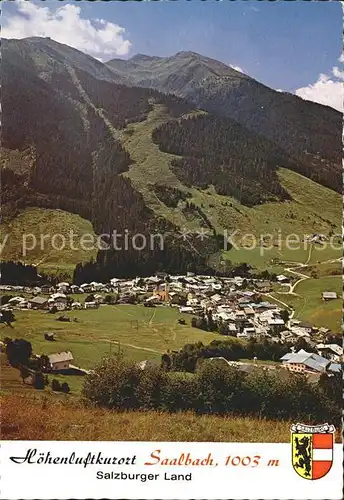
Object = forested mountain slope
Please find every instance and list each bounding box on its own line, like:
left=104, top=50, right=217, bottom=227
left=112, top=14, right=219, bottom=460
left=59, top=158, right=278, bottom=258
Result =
left=107, top=51, right=341, bottom=193
left=1, top=38, right=341, bottom=278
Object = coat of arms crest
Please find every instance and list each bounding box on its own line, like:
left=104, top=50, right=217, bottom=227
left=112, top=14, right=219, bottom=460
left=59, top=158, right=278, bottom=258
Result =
left=291, top=423, right=335, bottom=480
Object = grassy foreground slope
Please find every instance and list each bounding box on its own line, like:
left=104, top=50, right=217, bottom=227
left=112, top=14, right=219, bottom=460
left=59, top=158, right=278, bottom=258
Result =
left=1, top=393, right=293, bottom=442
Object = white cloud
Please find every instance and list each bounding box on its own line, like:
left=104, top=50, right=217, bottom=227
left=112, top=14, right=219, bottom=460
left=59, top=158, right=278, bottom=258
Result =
left=295, top=67, right=343, bottom=112
left=1, top=1, right=132, bottom=60
left=230, top=64, right=244, bottom=73
left=332, top=66, right=344, bottom=80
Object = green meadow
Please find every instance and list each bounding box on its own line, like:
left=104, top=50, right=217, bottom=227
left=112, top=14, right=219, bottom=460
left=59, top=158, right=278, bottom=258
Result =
left=0, top=304, right=224, bottom=369
left=270, top=276, right=342, bottom=332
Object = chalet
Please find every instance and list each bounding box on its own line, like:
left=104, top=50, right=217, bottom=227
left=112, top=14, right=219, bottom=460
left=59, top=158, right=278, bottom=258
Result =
left=242, top=327, right=258, bottom=338
left=280, top=349, right=330, bottom=374
left=255, top=301, right=277, bottom=310
left=70, top=285, right=81, bottom=294
left=145, top=276, right=163, bottom=286
left=290, top=325, right=312, bottom=338
left=280, top=330, right=297, bottom=343
left=215, top=311, right=234, bottom=322
left=48, top=351, right=74, bottom=371
left=169, top=281, right=183, bottom=291
left=255, top=281, right=272, bottom=293
left=71, top=301, right=83, bottom=310
left=227, top=323, right=238, bottom=335
left=318, top=327, right=330, bottom=335
left=316, top=343, right=343, bottom=362
left=80, top=283, right=92, bottom=293
left=145, top=295, right=161, bottom=305
left=8, top=297, right=27, bottom=308
left=168, top=292, right=185, bottom=305
left=28, top=296, right=48, bottom=310
left=233, top=277, right=244, bottom=287
left=49, top=293, right=68, bottom=311
left=238, top=297, right=251, bottom=307
left=94, top=294, right=104, bottom=304
left=179, top=306, right=194, bottom=314
left=268, top=318, right=285, bottom=334
left=211, top=283, right=222, bottom=291
left=57, top=282, right=70, bottom=293
left=145, top=283, right=158, bottom=292
left=242, top=291, right=257, bottom=299
left=233, top=311, right=246, bottom=330
left=276, top=275, right=290, bottom=283
left=90, top=282, right=104, bottom=291
left=243, top=307, right=255, bottom=317
left=322, top=291, right=337, bottom=301
left=84, top=301, right=99, bottom=309
left=210, top=294, right=222, bottom=304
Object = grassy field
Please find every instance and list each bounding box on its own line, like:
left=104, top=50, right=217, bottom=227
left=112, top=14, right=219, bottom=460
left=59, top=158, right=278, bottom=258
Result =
left=0, top=304, right=224, bottom=370
left=0, top=392, right=296, bottom=442
left=223, top=241, right=341, bottom=274
left=270, top=276, right=342, bottom=332
left=1, top=207, right=97, bottom=278
left=303, top=260, right=341, bottom=278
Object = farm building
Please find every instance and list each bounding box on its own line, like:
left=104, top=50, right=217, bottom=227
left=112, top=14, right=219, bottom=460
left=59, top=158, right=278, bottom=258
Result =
left=48, top=351, right=74, bottom=371
left=28, top=296, right=48, bottom=310
left=321, top=291, right=338, bottom=301
left=84, top=301, right=99, bottom=309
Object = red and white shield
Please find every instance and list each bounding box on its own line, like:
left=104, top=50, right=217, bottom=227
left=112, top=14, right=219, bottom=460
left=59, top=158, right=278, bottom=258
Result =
left=311, top=433, right=333, bottom=480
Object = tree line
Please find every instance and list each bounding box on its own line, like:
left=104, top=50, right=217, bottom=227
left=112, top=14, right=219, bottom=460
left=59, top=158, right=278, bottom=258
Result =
left=154, top=185, right=191, bottom=208
left=167, top=338, right=291, bottom=373
left=82, top=356, right=341, bottom=426
left=152, top=114, right=295, bottom=206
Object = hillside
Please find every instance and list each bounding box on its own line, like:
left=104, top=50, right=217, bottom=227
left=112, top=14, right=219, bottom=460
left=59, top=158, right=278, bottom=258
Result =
left=107, top=51, right=341, bottom=193
left=3, top=36, right=127, bottom=84
left=1, top=37, right=341, bottom=277
left=0, top=208, right=97, bottom=279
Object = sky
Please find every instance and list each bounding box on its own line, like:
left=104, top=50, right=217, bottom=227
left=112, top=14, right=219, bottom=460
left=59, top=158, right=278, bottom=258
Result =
left=2, top=0, right=343, bottom=111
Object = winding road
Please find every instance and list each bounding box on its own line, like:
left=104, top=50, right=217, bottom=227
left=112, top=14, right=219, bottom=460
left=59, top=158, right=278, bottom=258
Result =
left=263, top=246, right=342, bottom=325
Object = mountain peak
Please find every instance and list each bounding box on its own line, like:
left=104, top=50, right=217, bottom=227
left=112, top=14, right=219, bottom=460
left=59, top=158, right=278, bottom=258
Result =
left=130, top=53, right=163, bottom=63
left=175, top=51, right=201, bottom=58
